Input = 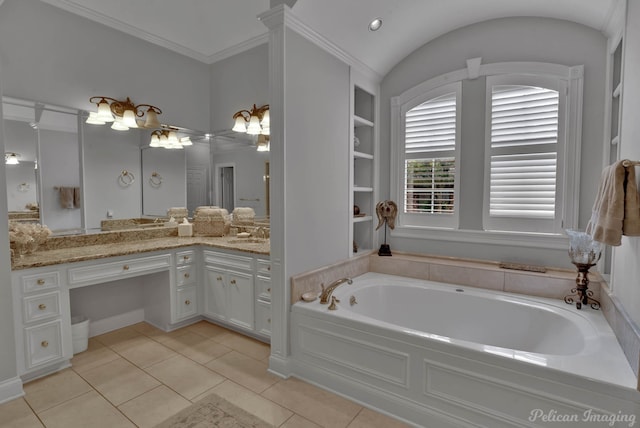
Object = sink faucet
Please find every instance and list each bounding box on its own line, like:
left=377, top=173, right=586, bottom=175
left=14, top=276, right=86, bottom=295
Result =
left=319, top=278, right=353, bottom=304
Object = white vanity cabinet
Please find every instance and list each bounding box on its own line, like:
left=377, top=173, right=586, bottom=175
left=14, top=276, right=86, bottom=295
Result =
left=12, top=267, right=72, bottom=379
left=203, top=250, right=256, bottom=334
left=173, top=249, right=198, bottom=322
left=255, top=258, right=272, bottom=337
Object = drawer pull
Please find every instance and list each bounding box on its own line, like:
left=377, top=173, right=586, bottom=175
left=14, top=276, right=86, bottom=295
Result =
left=38, top=304, right=47, bottom=311
left=230, top=279, right=237, bottom=285
left=41, top=340, right=49, bottom=348
left=183, top=255, right=190, bottom=261
left=268, top=266, right=271, bottom=271
left=123, top=265, right=130, bottom=271
left=185, top=300, right=191, bottom=305
left=37, top=279, right=45, bottom=285
left=217, top=276, right=223, bottom=281
left=184, top=273, right=190, bottom=279
left=268, top=318, right=271, bottom=323
left=267, top=288, right=271, bottom=293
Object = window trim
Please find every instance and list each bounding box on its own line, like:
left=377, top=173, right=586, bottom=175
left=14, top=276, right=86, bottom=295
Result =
left=390, top=60, right=583, bottom=246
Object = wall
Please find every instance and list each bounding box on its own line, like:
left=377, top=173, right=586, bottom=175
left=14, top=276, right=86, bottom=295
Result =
left=613, top=0, right=640, bottom=327
left=4, top=120, right=37, bottom=211
left=141, top=148, right=187, bottom=217
left=0, top=0, right=210, bottom=131
left=379, top=17, right=607, bottom=268
left=210, top=44, right=269, bottom=133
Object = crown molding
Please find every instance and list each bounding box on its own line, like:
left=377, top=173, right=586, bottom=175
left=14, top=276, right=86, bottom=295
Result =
left=208, top=33, right=269, bottom=65
left=259, top=5, right=382, bottom=83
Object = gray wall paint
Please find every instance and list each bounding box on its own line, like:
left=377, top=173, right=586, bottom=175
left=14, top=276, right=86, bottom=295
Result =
left=284, top=29, right=350, bottom=275
left=614, top=0, right=640, bottom=327
left=0, top=0, right=210, bottom=131
left=210, top=44, right=269, bottom=133
left=380, top=17, right=607, bottom=268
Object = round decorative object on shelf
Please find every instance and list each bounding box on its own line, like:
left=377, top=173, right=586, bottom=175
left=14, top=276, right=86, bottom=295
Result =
left=354, top=205, right=360, bottom=215
left=354, top=136, right=360, bottom=148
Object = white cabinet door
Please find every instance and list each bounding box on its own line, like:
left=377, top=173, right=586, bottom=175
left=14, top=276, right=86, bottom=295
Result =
left=227, top=271, right=254, bottom=330
left=204, top=266, right=227, bottom=321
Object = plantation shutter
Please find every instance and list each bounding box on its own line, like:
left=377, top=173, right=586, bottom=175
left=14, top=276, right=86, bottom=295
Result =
left=489, top=85, right=559, bottom=219
left=404, top=92, right=457, bottom=214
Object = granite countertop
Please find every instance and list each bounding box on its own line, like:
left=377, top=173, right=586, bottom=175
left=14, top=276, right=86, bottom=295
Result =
left=11, top=236, right=270, bottom=270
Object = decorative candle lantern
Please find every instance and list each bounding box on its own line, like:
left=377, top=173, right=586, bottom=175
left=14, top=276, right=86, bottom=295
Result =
left=564, top=229, right=602, bottom=310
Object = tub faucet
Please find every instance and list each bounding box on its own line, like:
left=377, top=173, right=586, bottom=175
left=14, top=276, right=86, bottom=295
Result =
left=319, top=277, right=353, bottom=304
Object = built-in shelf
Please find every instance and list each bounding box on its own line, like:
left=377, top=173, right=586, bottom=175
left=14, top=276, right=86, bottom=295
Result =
left=611, top=136, right=620, bottom=146
left=613, top=82, right=622, bottom=98
left=353, top=215, right=373, bottom=223
left=354, top=151, right=373, bottom=160
left=353, top=186, right=373, bottom=192
left=354, top=115, right=374, bottom=128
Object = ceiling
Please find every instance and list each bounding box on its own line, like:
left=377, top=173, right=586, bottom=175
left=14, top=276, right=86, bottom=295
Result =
left=41, top=0, right=618, bottom=77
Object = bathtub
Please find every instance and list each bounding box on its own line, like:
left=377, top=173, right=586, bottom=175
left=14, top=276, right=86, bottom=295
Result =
left=291, top=272, right=640, bottom=427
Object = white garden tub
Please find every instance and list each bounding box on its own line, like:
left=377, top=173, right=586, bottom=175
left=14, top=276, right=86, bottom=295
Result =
left=291, top=272, right=640, bottom=427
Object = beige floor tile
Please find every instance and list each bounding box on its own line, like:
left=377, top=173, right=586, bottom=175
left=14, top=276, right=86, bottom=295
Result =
left=205, top=350, right=279, bottom=393
left=116, top=338, right=177, bottom=368
left=79, top=358, right=160, bottom=406
left=24, top=368, right=93, bottom=413
left=38, top=390, right=135, bottom=428
left=93, top=327, right=144, bottom=350
left=184, top=320, right=230, bottom=339
left=117, top=385, right=191, bottom=428
left=129, top=321, right=165, bottom=337
left=262, top=378, right=362, bottom=428
left=70, top=338, right=120, bottom=374
left=280, top=414, right=323, bottom=428
left=0, top=398, right=44, bottom=428
left=210, top=380, right=293, bottom=426
left=347, top=407, right=412, bottom=428
left=148, top=327, right=193, bottom=344
left=215, top=331, right=270, bottom=360
left=160, top=331, right=232, bottom=364
left=145, top=354, right=224, bottom=400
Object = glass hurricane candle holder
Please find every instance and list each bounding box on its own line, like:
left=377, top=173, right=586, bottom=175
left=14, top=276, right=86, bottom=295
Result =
left=564, top=229, right=602, bottom=310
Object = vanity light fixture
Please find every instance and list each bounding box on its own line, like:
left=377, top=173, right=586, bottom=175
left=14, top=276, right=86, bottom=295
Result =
left=368, top=17, right=383, bottom=31
left=232, top=104, right=270, bottom=136
left=149, top=129, right=193, bottom=149
left=86, top=96, right=162, bottom=130
left=5, top=152, right=20, bottom=165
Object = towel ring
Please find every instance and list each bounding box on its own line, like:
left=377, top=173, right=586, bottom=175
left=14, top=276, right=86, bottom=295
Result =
left=149, top=172, right=163, bottom=188
left=17, top=182, right=30, bottom=192
left=118, top=170, right=135, bottom=187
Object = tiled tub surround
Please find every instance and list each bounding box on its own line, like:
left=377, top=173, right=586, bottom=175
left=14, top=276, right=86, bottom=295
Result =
left=290, top=252, right=640, bottom=427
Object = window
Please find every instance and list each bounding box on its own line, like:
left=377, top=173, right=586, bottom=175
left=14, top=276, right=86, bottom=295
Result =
left=484, top=75, right=566, bottom=233
left=391, top=61, right=582, bottom=244
left=398, top=82, right=461, bottom=228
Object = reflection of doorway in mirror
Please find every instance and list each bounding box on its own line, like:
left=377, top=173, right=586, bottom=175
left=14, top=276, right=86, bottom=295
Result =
left=216, top=163, right=235, bottom=212
left=187, top=167, right=208, bottom=215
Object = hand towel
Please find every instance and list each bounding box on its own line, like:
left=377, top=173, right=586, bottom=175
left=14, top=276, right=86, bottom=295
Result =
left=586, top=161, right=624, bottom=245
left=59, top=187, right=74, bottom=209
left=73, top=187, right=81, bottom=209
left=623, top=164, right=640, bottom=236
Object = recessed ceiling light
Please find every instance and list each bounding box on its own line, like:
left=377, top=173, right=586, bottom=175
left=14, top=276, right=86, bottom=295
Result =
left=368, top=18, right=382, bottom=32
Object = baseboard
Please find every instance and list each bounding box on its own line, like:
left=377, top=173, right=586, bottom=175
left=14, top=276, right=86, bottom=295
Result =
left=267, top=354, right=292, bottom=379
left=88, top=308, right=145, bottom=337
left=0, top=376, right=24, bottom=405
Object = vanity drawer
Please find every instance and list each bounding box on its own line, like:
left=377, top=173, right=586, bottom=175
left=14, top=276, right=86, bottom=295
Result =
left=68, top=254, right=172, bottom=287
left=256, top=275, right=271, bottom=302
left=255, top=300, right=271, bottom=337
left=176, top=286, right=198, bottom=320
left=21, top=271, right=60, bottom=294
left=176, top=250, right=195, bottom=266
left=24, top=319, right=64, bottom=369
left=256, top=259, right=271, bottom=277
left=204, top=250, right=253, bottom=271
left=177, top=265, right=196, bottom=287
left=23, top=291, right=61, bottom=323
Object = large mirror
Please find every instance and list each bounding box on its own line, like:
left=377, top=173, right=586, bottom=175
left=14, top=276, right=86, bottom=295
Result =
left=4, top=96, right=270, bottom=234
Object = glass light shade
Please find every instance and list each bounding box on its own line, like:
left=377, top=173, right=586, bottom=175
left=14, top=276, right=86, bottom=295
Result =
left=260, top=125, right=270, bottom=136
left=85, top=111, right=105, bottom=125
left=159, top=133, right=169, bottom=147
left=143, top=108, right=161, bottom=128
left=256, top=142, right=269, bottom=152
left=246, top=115, right=261, bottom=135
left=96, top=100, right=115, bottom=122
left=260, top=109, right=270, bottom=127
left=167, top=131, right=179, bottom=143
left=232, top=116, right=247, bottom=133
left=110, top=117, right=129, bottom=131
left=122, top=109, right=139, bottom=128
left=149, top=134, right=161, bottom=147
left=179, top=136, right=193, bottom=146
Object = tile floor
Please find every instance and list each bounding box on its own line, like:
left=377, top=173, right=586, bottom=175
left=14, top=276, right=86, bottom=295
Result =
left=0, top=321, right=411, bottom=428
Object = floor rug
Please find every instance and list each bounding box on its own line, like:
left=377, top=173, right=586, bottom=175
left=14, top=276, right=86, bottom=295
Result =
left=154, top=392, right=273, bottom=428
